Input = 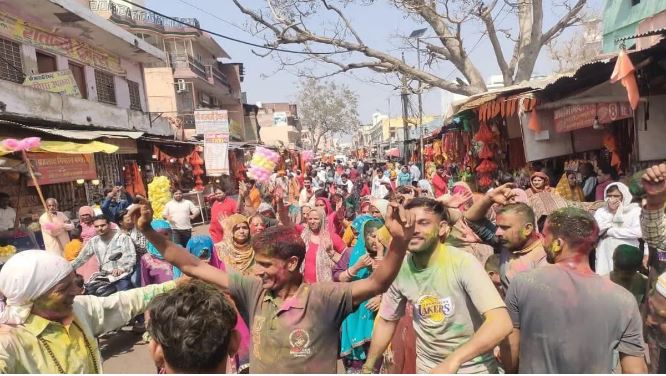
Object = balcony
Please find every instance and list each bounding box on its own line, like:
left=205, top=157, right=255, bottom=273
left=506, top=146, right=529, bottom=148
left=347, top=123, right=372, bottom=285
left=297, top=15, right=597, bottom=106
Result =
left=91, top=0, right=200, bottom=33
left=205, top=64, right=230, bottom=89
left=169, top=53, right=207, bottom=80
left=0, top=78, right=172, bottom=136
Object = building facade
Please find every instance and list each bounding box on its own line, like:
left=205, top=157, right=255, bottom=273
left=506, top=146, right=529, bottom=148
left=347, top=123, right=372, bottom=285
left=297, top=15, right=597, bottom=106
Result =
left=89, top=0, right=253, bottom=141
left=0, top=0, right=172, bottom=136
left=256, top=102, right=300, bottom=148
left=602, top=0, right=666, bottom=53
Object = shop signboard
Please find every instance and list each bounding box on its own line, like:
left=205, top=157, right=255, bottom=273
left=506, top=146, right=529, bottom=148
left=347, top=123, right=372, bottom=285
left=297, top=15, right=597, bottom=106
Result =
left=0, top=10, right=125, bottom=75
left=26, top=153, right=97, bottom=186
left=194, top=109, right=228, bottom=135
left=196, top=110, right=230, bottom=176
left=554, top=102, right=632, bottom=133
left=23, top=70, right=81, bottom=98
left=273, top=111, right=288, bottom=126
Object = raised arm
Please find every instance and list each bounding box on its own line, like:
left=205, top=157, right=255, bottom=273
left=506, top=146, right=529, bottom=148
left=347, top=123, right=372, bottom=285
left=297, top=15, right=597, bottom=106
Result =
left=464, top=183, right=515, bottom=222
left=129, top=203, right=230, bottom=291
left=641, top=163, right=666, bottom=249
left=350, top=202, right=413, bottom=306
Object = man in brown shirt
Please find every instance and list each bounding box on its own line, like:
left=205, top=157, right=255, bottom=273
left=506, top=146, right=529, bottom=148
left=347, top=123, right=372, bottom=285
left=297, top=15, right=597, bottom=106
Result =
left=131, top=200, right=414, bottom=373
left=464, top=188, right=546, bottom=289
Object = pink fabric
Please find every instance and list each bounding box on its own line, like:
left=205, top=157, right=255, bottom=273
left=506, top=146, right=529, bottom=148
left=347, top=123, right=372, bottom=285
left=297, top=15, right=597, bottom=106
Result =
left=209, top=256, right=251, bottom=368
left=303, top=232, right=345, bottom=283
left=80, top=222, right=98, bottom=244
left=316, top=197, right=333, bottom=214
left=432, top=173, right=448, bottom=197
left=209, top=198, right=238, bottom=243
left=77, top=257, right=100, bottom=281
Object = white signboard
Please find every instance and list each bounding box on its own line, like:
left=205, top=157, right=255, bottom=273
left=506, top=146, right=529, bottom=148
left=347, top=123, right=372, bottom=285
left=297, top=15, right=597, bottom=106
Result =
left=197, top=110, right=230, bottom=176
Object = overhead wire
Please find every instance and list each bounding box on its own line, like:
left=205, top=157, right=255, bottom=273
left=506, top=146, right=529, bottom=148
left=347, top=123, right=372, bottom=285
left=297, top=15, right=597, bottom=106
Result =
left=121, top=0, right=345, bottom=55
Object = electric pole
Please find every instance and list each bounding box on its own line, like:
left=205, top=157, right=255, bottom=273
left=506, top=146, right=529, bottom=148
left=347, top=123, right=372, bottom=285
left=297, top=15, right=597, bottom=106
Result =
left=401, top=53, right=410, bottom=165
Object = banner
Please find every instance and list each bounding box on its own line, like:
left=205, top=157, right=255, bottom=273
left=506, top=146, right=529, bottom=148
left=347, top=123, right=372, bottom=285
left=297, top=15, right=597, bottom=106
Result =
left=26, top=153, right=97, bottom=186
left=23, top=70, right=81, bottom=97
left=194, top=109, right=229, bottom=135
left=554, top=102, right=632, bottom=133
left=196, top=110, right=230, bottom=176
left=0, top=10, right=125, bottom=75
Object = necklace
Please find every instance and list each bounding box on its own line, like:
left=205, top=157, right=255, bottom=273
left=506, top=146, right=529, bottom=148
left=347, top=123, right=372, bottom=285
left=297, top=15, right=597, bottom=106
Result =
left=38, top=321, right=100, bottom=374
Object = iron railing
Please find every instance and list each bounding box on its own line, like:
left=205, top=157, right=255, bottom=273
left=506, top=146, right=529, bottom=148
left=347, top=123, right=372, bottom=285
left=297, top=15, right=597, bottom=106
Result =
left=90, top=1, right=200, bottom=31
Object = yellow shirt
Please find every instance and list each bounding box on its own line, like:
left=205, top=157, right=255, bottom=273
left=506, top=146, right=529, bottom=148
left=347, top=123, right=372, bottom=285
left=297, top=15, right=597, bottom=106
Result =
left=0, top=281, right=176, bottom=373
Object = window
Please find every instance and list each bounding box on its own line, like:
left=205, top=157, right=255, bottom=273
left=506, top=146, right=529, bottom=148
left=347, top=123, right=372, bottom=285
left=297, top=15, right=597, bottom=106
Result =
left=68, top=62, right=86, bottom=99
left=0, top=38, right=23, bottom=83
left=127, top=80, right=142, bottom=111
left=95, top=69, right=116, bottom=105
left=36, top=52, right=56, bottom=74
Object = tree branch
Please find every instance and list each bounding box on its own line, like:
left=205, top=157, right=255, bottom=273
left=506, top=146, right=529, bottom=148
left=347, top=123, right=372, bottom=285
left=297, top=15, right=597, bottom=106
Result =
left=541, top=0, right=587, bottom=44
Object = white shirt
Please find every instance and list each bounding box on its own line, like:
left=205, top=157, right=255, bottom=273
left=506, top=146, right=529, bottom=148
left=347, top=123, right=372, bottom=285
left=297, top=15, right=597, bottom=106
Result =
left=0, top=207, right=16, bottom=231
left=410, top=165, right=421, bottom=182
left=163, top=199, right=200, bottom=230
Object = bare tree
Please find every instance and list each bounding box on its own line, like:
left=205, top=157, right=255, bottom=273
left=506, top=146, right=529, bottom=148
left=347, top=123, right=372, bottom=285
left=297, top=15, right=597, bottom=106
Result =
left=297, top=78, right=359, bottom=152
left=231, top=0, right=587, bottom=96
left=547, top=15, right=602, bottom=73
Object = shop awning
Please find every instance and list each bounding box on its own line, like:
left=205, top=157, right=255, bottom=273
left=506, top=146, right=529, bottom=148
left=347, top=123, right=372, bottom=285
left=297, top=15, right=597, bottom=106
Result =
left=19, top=125, right=144, bottom=140
left=0, top=140, right=119, bottom=156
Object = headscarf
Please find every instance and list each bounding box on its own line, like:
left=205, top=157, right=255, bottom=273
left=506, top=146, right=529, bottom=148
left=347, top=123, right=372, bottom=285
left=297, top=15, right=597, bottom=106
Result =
left=370, top=199, right=389, bottom=220
left=0, top=250, right=73, bottom=325
left=147, top=220, right=171, bottom=260
left=174, top=235, right=214, bottom=278
left=78, top=206, right=95, bottom=219
left=603, top=182, right=638, bottom=224
left=340, top=215, right=383, bottom=360
left=417, top=179, right=434, bottom=197
left=216, top=214, right=254, bottom=274
left=452, top=182, right=475, bottom=211
left=528, top=172, right=552, bottom=195
left=509, top=188, right=529, bottom=204
left=301, top=208, right=335, bottom=282
left=315, top=197, right=333, bottom=215
left=555, top=172, right=584, bottom=201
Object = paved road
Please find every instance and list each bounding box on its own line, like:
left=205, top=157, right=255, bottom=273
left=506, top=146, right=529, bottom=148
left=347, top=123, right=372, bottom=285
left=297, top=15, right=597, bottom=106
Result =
left=102, top=224, right=211, bottom=373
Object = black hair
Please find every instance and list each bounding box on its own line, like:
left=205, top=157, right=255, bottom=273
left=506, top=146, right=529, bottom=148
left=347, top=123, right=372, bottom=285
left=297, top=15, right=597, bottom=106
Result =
left=314, top=189, right=328, bottom=199
left=546, top=207, right=599, bottom=252
left=147, top=280, right=237, bottom=373
left=114, top=209, right=129, bottom=225
left=303, top=175, right=312, bottom=182
left=0, top=192, right=9, bottom=200
left=252, top=225, right=306, bottom=268
left=92, top=214, right=109, bottom=223
left=103, top=188, right=113, bottom=196
left=404, top=197, right=449, bottom=222
left=497, top=203, right=536, bottom=227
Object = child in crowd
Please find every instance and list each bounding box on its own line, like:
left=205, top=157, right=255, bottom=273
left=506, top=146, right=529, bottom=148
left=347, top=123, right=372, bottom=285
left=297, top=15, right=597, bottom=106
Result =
left=63, top=227, right=83, bottom=262
left=485, top=254, right=504, bottom=298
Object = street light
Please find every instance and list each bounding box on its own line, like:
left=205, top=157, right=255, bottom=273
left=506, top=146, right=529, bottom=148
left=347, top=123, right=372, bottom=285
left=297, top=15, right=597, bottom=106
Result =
left=409, top=28, right=427, bottom=173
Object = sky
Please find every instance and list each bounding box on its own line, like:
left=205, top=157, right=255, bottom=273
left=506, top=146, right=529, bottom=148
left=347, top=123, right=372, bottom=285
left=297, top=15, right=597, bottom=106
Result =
left=144, top=0, right=603, bottom=124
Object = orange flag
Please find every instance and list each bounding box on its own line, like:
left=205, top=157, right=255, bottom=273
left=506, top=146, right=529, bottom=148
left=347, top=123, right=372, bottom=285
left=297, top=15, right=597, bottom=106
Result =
left=528, top=109, right=541, bottom=132
left=610, top=50, right=640, bottom=110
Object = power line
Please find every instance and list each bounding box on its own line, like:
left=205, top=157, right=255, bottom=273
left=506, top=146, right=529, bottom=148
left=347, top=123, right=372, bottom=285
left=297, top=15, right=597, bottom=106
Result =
left=122, top=0, right=344, bottom=55
left=175, top=0, right=249, bottom=35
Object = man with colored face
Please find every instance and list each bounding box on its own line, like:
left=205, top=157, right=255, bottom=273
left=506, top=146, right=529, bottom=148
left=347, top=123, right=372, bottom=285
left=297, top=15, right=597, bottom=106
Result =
left=364, top=197, right=512, bottom=374
left=0, top=250, right=176, bottom=373
left=501, top=207, right=647, bottom=373
left=130, top=197, right=414, bottom=373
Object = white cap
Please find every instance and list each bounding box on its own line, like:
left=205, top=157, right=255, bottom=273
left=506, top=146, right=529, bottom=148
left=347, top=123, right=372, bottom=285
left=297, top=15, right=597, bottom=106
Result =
left=657, top=271, right=666, bottom=298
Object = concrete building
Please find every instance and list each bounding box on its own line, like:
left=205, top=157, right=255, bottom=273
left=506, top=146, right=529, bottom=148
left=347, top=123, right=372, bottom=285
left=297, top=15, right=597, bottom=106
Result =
left=89, top=0, right=253, bottom=141
left=602, top=0, right=666, bottom=53
left=0, top=0, right=172, bottom=136
left=255, top=102, right=300, bottom=148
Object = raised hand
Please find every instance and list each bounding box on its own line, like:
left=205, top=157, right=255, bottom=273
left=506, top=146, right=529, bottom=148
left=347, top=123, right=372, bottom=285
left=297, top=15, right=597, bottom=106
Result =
left=384, top=201, right=414, bottom=241
left=642, top=163, right=666, bottom=208
left=485, top=183, right=516, bottom=205
left=438, top=190, right=473, bottom=208
left=128, top=199, right=154, bottom=232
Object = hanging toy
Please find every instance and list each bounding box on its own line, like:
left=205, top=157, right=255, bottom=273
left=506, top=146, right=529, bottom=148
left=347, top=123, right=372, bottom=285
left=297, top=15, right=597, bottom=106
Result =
left=247, top=147, right=280, bottom=183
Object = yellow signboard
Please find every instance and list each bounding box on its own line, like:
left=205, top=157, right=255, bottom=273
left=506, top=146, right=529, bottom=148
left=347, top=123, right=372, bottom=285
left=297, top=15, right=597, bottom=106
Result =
left=0, top=10, right=125, bottom=75
left=23, top=70, right=81, bottom=97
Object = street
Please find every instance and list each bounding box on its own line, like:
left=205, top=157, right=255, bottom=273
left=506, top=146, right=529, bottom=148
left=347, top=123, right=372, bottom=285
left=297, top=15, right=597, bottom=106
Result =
left=102, top=223, right=211, bottom=373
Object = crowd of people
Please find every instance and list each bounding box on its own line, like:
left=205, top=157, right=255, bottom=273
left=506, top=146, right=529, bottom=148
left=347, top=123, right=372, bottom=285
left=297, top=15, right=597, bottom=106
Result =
left=1, top=157, right=666, bottom=374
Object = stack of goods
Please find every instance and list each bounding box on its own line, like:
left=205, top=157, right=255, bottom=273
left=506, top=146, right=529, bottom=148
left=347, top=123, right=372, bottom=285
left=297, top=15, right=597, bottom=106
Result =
left=0, top=245, right=16, bottom=264
left=148, top=176, right=171, bottom=219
